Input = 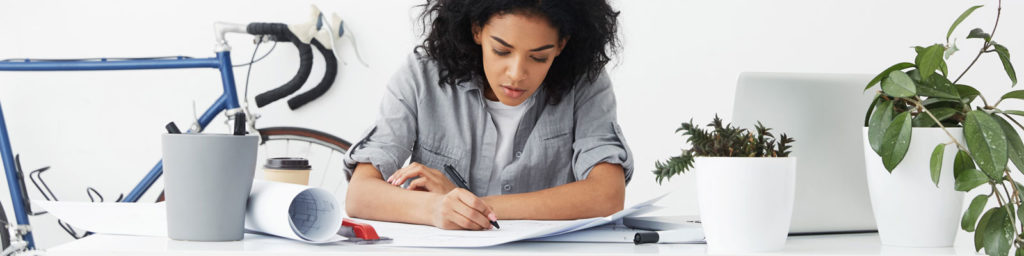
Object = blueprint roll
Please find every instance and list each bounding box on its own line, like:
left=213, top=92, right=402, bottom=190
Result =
left=244, top=180, right=344, bottom=243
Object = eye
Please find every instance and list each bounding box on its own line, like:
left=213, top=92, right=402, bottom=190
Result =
left=531, top=56, right=549, bottom=63
left=492, top=49, right=511, bottom=56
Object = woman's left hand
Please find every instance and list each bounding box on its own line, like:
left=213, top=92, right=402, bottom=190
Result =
left=386, top=162, right=457, bottom=194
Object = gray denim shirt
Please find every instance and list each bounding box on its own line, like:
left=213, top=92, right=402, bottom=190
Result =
left=343, top=53, right=633, bottom=196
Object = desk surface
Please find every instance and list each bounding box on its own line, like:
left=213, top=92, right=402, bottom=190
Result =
left=46, top=232, right=981, bottom=256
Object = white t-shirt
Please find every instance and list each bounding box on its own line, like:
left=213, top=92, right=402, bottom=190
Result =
left=484, top=96, right=535, bottom=175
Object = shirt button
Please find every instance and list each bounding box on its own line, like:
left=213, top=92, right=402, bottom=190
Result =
left=503, top=184, right=512, bottom=191
left=515, top=151, right=522, bottom=158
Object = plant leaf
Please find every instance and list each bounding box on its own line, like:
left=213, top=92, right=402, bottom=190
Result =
left=976, top=207, right=994, bottom=252
left=992, top=43, right=1017, bottom=86
left=954, top=150, right=975, bottom=180
left=993, top=116, right=1024, bottom=175
left=917, top=74, right=960, bottom=99
left=882, top=71, right=917, bottom=97
left=865, top=62, right=915, bottom=91
left=959, top=84, right=981, bottom=104
left=1004, top=110, right=1024, bottom=117
left=968, top=28, right=992, bottom=42
left=947, top=5, right=984, bottom=42
left=916, top=44, right=946, bottom=81
left=864, top=94, right=881, bottom=127
left=913, top=107, right=958, bottom=127
left=868, top=100, right=895, bottom=153
left=945, top=41, right=960, bottom=60
left=1001, top=90, right=1024, bottom=102
left=1019, top=197, right=1024, bottom=231
left=965, top=110, right=1009, bottom=180
left=956, top=168, right=988, bottom=191
left=982, top=206, right=1013, bottom=256
left=962, top=194, right=989, bottom=232
left=930, top=143, right=946, bottom=187
left=881, top=111, right=913, bottom=172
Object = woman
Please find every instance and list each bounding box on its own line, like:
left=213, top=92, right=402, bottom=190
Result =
left=343, top=0, right=632, bottom=230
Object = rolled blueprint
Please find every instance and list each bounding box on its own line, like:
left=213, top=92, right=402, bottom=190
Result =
left=245, top=180, right=344, bottom=243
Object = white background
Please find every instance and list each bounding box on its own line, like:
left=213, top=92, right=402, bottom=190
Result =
left=0, top=0, right=1021, bottom=249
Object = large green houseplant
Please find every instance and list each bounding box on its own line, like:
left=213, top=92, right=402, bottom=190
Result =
left=863, top=0, right=1022, bottom=254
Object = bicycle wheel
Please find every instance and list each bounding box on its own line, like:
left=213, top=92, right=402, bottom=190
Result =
left=256, top=127, right=353, bottom=197
left=0, top=201, right=9, bottom=251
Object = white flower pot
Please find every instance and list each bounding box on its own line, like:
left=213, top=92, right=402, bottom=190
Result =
left=861, top=127, right=964, bottom=247
left=696, top=157, right=796, bottom=253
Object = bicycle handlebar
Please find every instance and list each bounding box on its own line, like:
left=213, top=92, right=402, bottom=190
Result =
left=287, top=39, right=337, bottom=110
left=246, top=22, right=315, bottom=108
left=223, top=5, right=345, bottom=110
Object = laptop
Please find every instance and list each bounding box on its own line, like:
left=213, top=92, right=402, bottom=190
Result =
left=729, top=72, right=878, bottom=234
left=624, top=72, right=877, bottom=234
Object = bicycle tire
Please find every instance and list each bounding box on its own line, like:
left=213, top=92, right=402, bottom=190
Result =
left=257, top=127, right=351, bottom=152
left=0, top=200, right=10, bottom=251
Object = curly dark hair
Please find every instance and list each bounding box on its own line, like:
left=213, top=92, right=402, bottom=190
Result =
left=416, top=0, right=620, bottom=104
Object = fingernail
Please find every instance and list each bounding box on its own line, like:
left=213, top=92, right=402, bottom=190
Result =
left=488, top=213, right=497, bottom=221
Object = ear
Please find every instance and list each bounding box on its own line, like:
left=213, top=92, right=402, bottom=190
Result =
left=472, top=24, right=483, bottom=45
left=555, top=37, right=569, bottom=57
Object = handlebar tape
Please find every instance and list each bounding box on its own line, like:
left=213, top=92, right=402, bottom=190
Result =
left=246, top=23, right=314, bottom=108
left=287, top=39, right=338, bottom=110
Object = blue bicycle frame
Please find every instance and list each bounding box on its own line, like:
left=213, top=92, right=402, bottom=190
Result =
left=0, top=51, right=240, bottom=248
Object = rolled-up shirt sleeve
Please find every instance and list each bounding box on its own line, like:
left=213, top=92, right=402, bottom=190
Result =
left=342, top=55, right=421, bottom=179
left=571, top=71, right=634, bottom=184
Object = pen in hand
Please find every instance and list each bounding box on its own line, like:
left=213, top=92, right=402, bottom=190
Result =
left=444, top=165, right=500, bottom=229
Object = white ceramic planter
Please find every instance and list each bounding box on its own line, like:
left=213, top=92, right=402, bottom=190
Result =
left=695, top=157, right=796, bottom=253
left=861, top=127, right=964, bottom=247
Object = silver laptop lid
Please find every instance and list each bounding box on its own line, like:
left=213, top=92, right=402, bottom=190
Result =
left=732, top=72, right=877, bottom=234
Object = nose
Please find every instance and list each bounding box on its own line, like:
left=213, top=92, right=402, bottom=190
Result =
left=506, top=57, right=528, bottom=84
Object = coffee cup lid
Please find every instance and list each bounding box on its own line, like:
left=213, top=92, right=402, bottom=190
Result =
left=265, top=157, right=311, bottom=170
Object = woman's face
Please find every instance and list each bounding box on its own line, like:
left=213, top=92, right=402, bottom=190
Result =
left=474, top=13, right=565, bottom=106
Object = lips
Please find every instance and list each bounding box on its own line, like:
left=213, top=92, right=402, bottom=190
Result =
left=501, top=85, right=526, bottom=99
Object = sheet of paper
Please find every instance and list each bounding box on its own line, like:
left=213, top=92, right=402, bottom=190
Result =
left=33, top=201, right=167, bottom=237
left=527, top=222, right=704, bottom=243
left=355, top=192, right=670, bottom=247
left=33, top=180, right=345, bottom=243
left=526, top=223, right=641, bottom=243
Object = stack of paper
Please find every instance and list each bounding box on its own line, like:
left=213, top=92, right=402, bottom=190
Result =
left=354, top=193, right=672, bottom=247
left=35, top=180, right=344, bottom=243
left=36, top=189, right=692, bottom=247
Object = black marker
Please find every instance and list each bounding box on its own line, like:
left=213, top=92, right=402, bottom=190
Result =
left=444, top=164, right=500, bottom=229
left=165, top=122, right=182, bottom=134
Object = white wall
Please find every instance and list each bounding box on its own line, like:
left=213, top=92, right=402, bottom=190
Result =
left=0, top=0, right=1020, bottom=249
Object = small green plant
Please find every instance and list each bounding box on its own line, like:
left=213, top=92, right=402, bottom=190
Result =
left=653, top=115, right=794, bottom=184
left=863, top=1, right=1023, bottom=255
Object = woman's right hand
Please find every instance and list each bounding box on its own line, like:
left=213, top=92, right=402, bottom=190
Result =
left=432, top=188, right=498, bottom=230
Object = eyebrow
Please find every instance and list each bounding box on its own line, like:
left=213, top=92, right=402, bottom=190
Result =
left=490, top=36, right=555, bottom=52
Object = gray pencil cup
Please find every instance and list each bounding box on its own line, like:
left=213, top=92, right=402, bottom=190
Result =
left=162, top=134, right=258, bottom=241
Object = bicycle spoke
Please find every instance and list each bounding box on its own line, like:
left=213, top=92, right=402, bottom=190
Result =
left=306, top=141, right=313, bottom=158
left=318, top=151, right=335, bottom=187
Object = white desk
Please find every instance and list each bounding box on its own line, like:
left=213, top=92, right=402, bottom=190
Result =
left=46, top=233, right=980, bottom=255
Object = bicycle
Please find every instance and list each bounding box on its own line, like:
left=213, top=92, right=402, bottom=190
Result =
left=0, top=7, right=357, bottom=254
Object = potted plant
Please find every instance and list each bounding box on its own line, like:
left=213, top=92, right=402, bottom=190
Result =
left=862, top=0, right=1022, bottom=254
left=654, top=116, right=796, bottom=253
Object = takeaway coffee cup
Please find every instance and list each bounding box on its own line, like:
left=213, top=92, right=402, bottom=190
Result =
left=162, top=134, right=258, bottom=241
left=263, top=157, right=312, bottom=185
